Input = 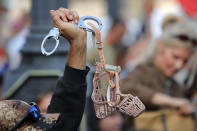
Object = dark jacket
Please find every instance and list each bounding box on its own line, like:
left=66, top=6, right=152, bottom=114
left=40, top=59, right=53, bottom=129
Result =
left=47, top=65, right=89, bottom=131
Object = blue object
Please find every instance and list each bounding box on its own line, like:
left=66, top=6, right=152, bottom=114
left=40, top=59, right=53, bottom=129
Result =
left=10, top=102, right=40, bottom=131
left=28, top=102, right=40, bottom=121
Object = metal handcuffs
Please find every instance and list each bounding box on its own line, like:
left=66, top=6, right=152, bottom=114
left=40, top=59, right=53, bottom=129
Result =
left=41, top=16, right=103, bottom=56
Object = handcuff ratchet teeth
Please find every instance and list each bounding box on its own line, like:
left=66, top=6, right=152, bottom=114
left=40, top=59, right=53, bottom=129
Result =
left=41, top=16, right=103, bottom=56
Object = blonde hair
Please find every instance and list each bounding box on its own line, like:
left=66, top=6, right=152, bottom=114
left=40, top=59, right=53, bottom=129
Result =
left=141, top=36, right=194, bottom=63
left=140, top=17, right=197, bottom=62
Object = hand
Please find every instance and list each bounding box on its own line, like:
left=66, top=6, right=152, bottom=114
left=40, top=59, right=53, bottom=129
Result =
left=172, top=98, right=194, bottom=115
left=50, top=8, right=86, bottom=47
left=50, top=8, right=87, bottom=69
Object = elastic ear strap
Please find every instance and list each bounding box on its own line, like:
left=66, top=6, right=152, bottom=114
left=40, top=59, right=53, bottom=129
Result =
left=87, top=22, right=107, bottom=70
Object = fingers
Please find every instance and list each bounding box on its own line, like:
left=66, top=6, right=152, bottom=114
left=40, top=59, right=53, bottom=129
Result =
left=49, top=8, right=84, bottom=41
left=52, top=8, right=79, bottom=25
left=71, top=10, right=79, bottom=24
left=58, top=8, right=73, bottom=22
left=58, top=8, right=76, bottom=24
left=56, top=10, right=68, bottom=22
left=176, top=99, right=194, bottom=115
left=50, top=10, right=65, bottom=28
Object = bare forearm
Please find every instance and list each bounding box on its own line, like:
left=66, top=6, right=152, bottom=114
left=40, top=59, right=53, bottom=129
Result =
left=67, top=34, right=87, bottom=70
left=151, top=93, right=177, bottom=108
left=50, top=8, right=86, bottom=70
left=151, top=92, right=194, bottom=115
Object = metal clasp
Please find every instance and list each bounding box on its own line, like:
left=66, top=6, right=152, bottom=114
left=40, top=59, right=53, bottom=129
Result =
left=41, top=16, right=103, bottom=56
left=78, top=16, right=103, bottom=32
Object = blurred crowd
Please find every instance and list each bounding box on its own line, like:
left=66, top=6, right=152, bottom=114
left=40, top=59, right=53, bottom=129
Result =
left=0, top=0, right=30, bottom=93
left=86, top=0, right=197, bottom=131
left=0, top=0, right=197, bottom=131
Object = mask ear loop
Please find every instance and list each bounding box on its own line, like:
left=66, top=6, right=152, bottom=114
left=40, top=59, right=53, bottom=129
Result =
left=10, top=102, right=40, bottom=131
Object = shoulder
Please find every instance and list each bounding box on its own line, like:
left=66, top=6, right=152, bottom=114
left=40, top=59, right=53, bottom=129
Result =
left=128, top=62, right=155, bottom=78
left=121, top=62, right=159, bottom=87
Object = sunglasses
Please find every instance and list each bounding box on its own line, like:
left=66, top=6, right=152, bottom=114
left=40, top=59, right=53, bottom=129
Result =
left=174, top=34, right=197, bottom=46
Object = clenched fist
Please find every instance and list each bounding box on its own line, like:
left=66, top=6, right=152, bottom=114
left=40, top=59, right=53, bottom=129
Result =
left=50, top=8, right=87, bottom=69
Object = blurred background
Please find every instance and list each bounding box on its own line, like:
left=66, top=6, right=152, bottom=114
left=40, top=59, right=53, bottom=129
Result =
left=0, top=0, right=197, bottom=131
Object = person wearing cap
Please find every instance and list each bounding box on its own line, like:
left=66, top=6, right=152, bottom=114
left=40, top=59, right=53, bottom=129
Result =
left=120, top=17, right=197, bottom=130
left=0, top=8, right=88, bottom=131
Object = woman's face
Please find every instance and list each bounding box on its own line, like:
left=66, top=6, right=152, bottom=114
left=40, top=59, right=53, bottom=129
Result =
left=156, top=44, right=192, bottom=77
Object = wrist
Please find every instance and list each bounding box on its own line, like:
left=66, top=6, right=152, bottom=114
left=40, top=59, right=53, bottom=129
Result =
left=167, top=97, right=178, bottom=108
left=67, top=32, right=87, bottom=70
left=70, top=30, right=86, bottom=48
left=69, top=34, right=87, bottom=58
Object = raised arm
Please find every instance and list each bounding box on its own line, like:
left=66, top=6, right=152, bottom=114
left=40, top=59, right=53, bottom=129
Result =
left=47, top=8, right=89, bottom=131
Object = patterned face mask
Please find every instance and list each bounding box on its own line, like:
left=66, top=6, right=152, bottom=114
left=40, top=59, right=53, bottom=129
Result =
left=88, top=22, right=145, bottom=119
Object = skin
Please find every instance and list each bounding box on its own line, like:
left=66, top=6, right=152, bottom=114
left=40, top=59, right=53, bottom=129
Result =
left=50, top=8, right=86, bottom=70
left=0, top=8, right=87, bottom=130
left=99, top=113, right=123, bottom=131
left=50, top=8, right=193, bottom=116
left=37, top=93, right=52, bottom=114
left=151, top=42, right=194, bottom=115
left=154, top=43, right=191, bottom=77
left=51, top=9, right=125, bottom=130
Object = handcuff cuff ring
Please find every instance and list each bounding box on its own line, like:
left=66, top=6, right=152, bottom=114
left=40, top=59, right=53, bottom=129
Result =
left=41, top=16, right=103, bottom=56
left=41, top=27, right=60, bottom=56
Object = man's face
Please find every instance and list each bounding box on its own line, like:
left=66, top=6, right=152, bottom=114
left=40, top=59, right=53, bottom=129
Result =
left=156, top=45, right=191, bottom=77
